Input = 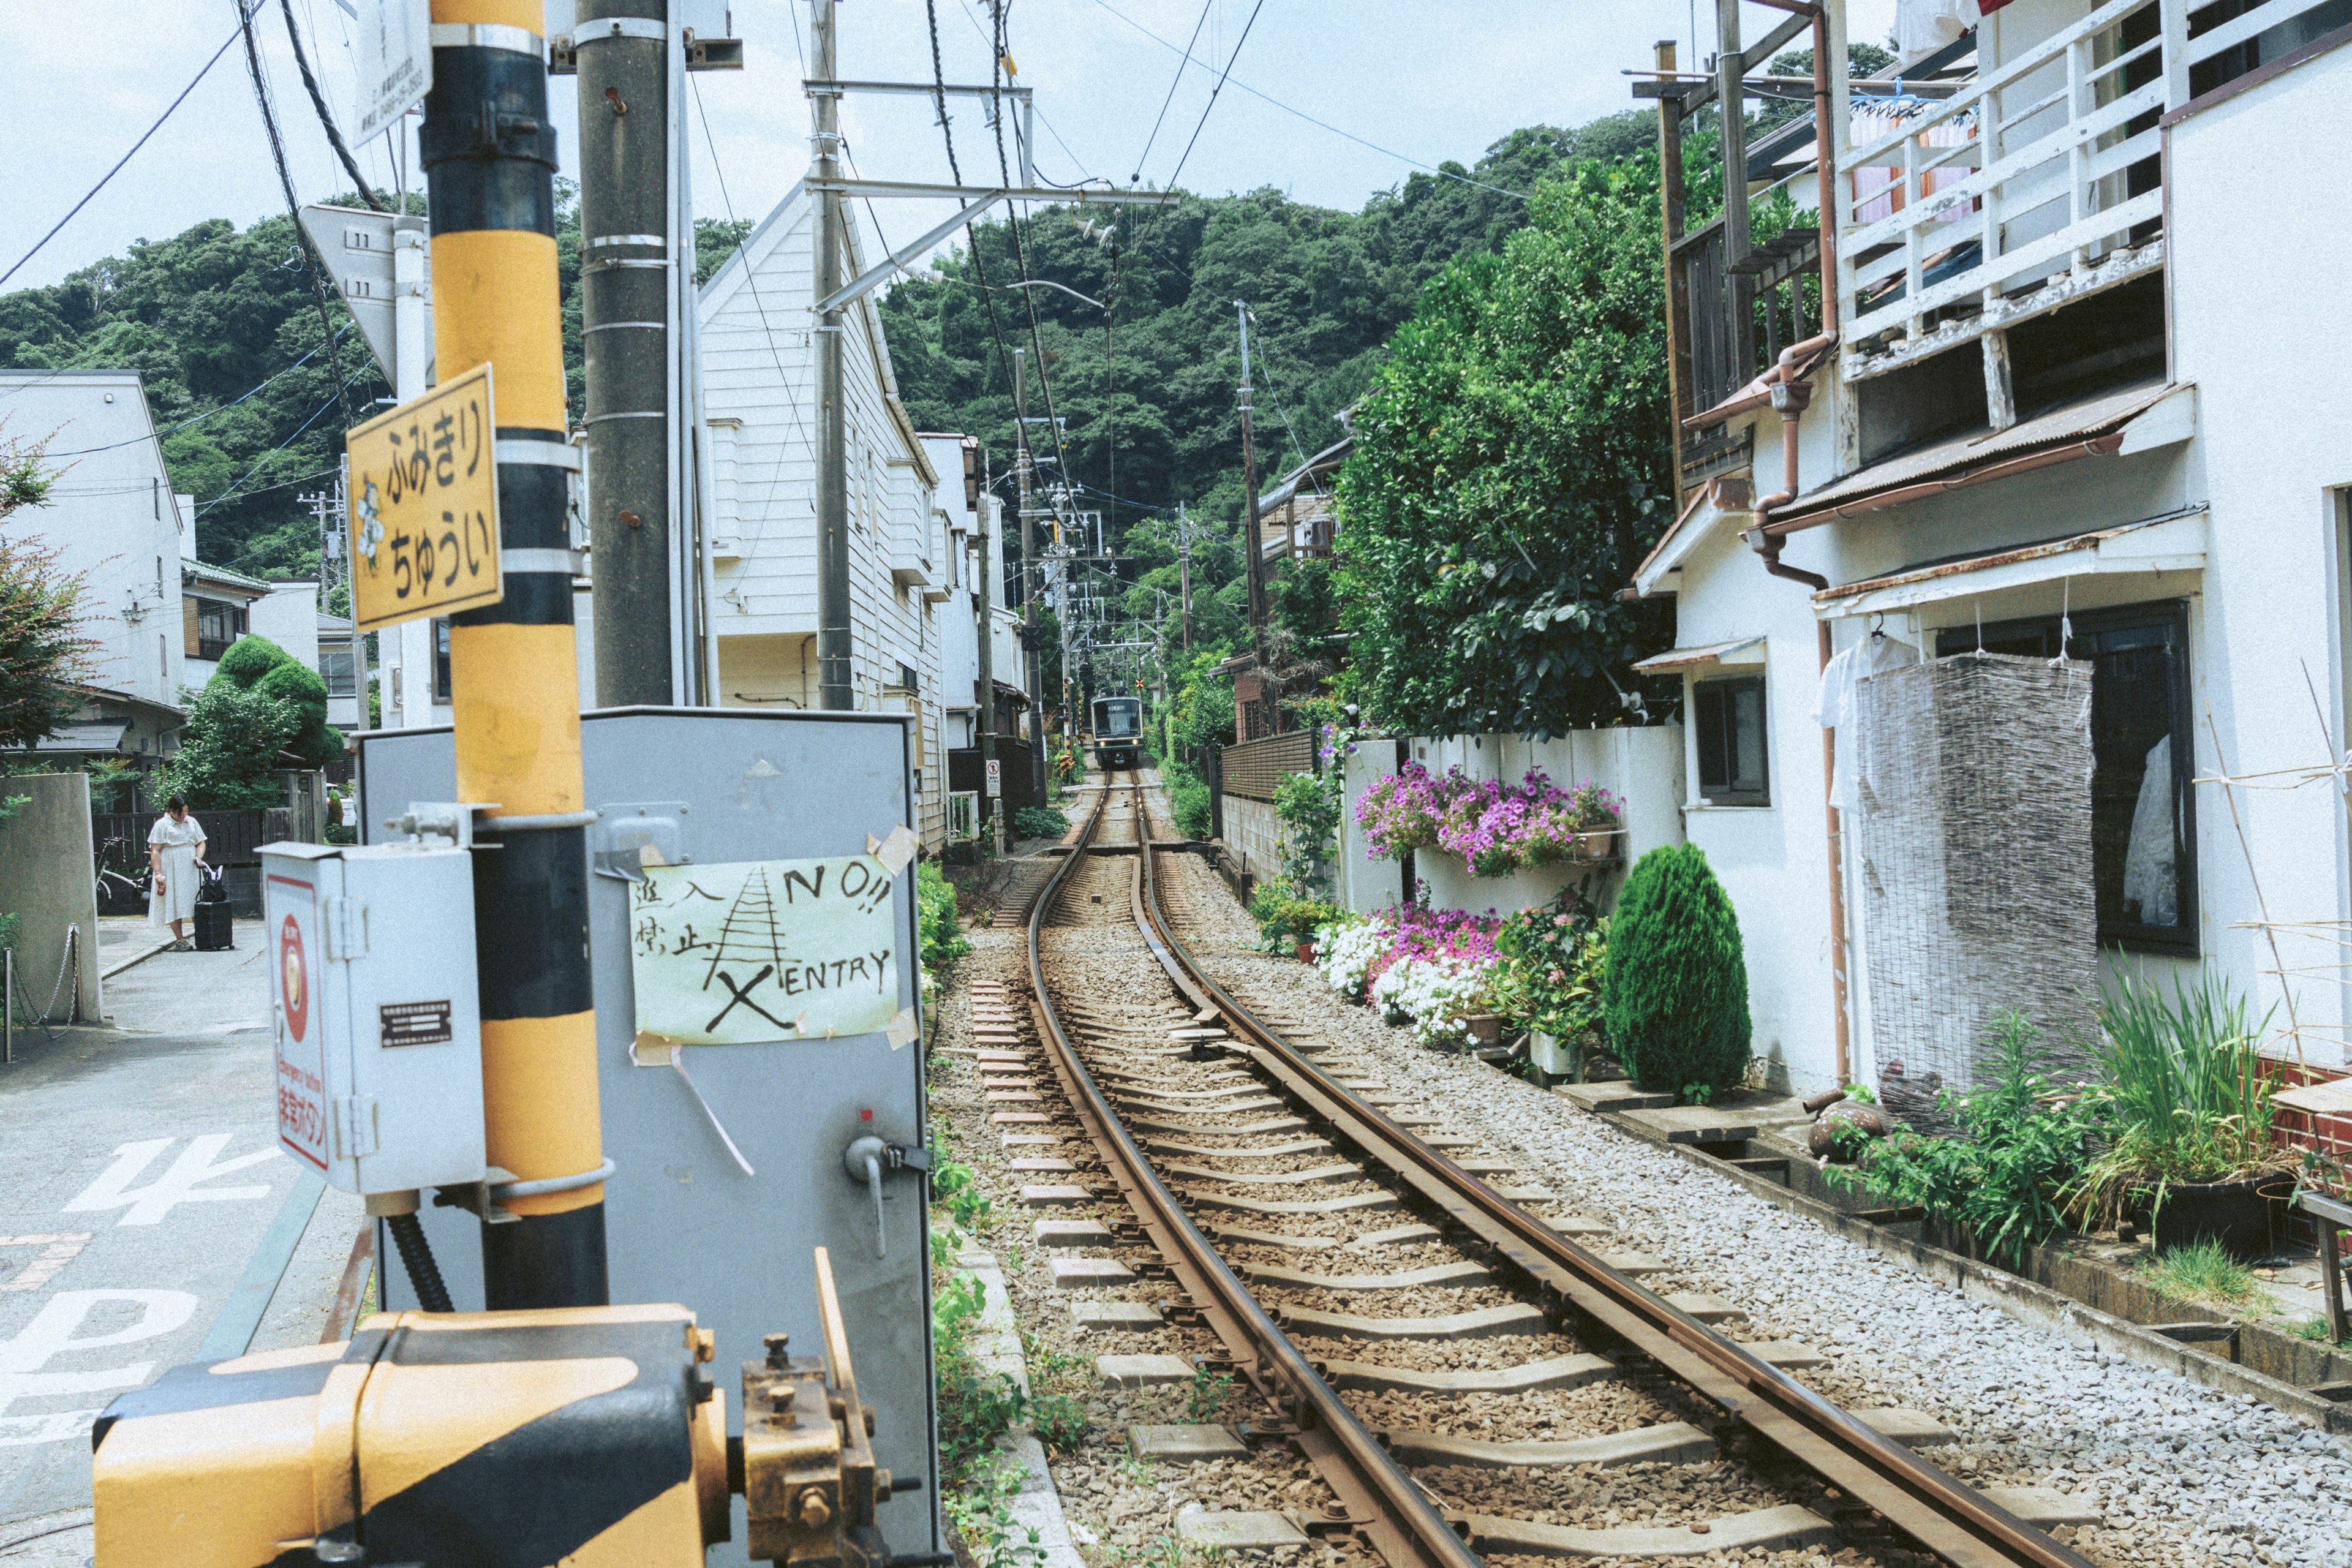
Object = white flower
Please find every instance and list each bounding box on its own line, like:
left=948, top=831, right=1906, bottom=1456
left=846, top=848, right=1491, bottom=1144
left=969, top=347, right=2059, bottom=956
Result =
left=1313, top=918, right=1384, bottom=999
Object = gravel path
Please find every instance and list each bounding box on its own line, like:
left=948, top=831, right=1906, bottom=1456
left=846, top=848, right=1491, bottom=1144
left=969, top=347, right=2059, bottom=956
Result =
left=1186, top=943, right=2352, bottom=1568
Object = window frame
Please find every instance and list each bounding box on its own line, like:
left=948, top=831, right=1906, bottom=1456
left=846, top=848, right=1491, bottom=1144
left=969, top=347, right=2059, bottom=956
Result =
left=320, top=642, right=358, bottom=699
left=431, top=619, right=453, bottom=706
left=1934, top=598, right=2198, bottom=955
left=193, top=598, right=246, bottom=662
left=1693, top=673, right=1771, bottom=806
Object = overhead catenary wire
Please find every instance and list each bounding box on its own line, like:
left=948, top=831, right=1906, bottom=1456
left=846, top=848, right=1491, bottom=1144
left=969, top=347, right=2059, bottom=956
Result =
left=0, top=23, right=246, bottom=291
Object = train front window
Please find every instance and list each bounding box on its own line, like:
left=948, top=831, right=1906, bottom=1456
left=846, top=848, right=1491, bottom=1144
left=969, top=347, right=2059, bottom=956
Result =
left=1098, top=701, right=1140, bottom=737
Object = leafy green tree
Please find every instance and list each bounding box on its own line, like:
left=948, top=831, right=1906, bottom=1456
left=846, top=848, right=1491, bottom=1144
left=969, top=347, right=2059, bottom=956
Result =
left=160, top=684, right=301, bottom=809
left=185, top=634, right=343, bottom=780
left=0, top=429, right=89, bottom=751
left=1337, top=151, right=1675, bottom=738
left=1603, top=845, right=1752, bottom=1096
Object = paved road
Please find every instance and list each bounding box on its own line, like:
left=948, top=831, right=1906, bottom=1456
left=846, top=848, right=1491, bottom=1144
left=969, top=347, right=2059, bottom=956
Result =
left=0, top=921, right=367, bottom=1561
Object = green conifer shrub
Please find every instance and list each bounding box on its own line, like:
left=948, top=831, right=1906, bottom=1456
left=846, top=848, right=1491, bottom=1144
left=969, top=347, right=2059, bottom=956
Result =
left=1601, top=843, right=1751, bottom=1095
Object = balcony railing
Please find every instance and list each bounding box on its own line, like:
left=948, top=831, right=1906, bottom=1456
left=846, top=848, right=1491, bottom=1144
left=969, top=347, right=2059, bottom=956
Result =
left=1834, top=0, right=2347, bottom=375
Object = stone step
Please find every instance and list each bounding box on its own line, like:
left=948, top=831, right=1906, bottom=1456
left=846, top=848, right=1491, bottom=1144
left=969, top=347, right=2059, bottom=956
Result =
left=1616, top=1106, right=1758, bottom=1145
left=1463, top=1504, right=1834, bottom=1559
left=1552, top=1081, right=1676, bottom=1114
left=1073, top=1301, right=1164, bottom=1331
left=1185, top=1189, right=1400, bottom=1217
left=1050, top=1257, right=1134, bottom=1289
left=1278, top=1301, right=1548, bottom=1341
left=1381, top=1421, right=1715, bottom=1471
left=1021, top=1185, right=1092, bottom=1207
left=1163, top=1161, right=1363, bottom=1187
left=1665, top=1292, right=1744, bottom=1324
left=1240, top=1259, right=1493, bottom=1291
left=1322, top=1352, right=1614, bottom=1394
left=1173, top=1507, right=1308, bottom=1550
left=1098, top=1354, right=1195, bottom=1387
left=1035, top=1219, right=1114, bottom=1248
left=1852, top=1407, right=1959, bottom=1447
left=1129, top=1424, right=1250, bottom=1463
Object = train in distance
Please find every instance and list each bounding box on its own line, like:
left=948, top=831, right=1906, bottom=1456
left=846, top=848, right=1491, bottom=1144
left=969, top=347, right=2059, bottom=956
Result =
left=1090, top=695, right=1143, bottom=771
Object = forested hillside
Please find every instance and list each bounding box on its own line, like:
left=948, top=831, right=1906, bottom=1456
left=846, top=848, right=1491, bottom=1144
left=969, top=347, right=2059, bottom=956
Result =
left=0, top=112, right=1647, bottom=592
left=878, top=114, right=1653, bottom=538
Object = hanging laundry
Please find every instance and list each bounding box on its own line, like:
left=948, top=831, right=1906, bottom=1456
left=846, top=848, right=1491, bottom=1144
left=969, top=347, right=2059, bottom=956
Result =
left=1814, top=631, right=1921, bottom=812
left=2121, top=734, right=2178, bottom=927
left=1897, top=0, right=1982, bottom=62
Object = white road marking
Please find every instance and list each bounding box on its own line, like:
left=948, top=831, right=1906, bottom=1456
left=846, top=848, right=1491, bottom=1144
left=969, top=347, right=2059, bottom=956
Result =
left=62, top=1136, right=282, bottom=1226
left=0, top=1289, right=198, bottom=1446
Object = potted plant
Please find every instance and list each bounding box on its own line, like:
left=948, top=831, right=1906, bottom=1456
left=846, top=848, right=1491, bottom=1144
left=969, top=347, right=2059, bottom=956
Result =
left=1496, top=890, right=1606, bottom=1084
left=1568, top=782, right=1623, bottom=862
left=2066, top=967, right=2288, bottom=1260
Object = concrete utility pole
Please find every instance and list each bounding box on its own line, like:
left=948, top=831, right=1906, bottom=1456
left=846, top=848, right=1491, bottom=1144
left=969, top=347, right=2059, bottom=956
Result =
left=1236, top=301, right=1267, bottom=731
left=813, top=0, right=853, bottom=709
left=1014, top=348, right=1047, bottom=799
left=579, top=0, right=676, bottom=705
left=420, top=0, right=607, bottom=1308
left=1177, top=500, right=1193, bottom=654
left=1716, top=0, right=1756, bottom=371
left=971, top=443, right=1000, bottom=850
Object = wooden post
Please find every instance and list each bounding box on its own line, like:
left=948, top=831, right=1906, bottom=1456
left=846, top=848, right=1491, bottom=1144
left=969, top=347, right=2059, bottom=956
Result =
left=1717, top=0, right=1755, bottom=375
left=1657, top=39, right=1691, bottom=505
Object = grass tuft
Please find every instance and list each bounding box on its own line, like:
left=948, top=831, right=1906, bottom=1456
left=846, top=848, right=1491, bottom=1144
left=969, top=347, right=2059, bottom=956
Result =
left=2135, top=1238, right=2277, bottom=1314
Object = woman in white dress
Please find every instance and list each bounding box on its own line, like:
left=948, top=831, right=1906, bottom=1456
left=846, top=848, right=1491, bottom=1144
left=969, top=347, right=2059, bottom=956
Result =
left=148, top=796, right=208, bottom=951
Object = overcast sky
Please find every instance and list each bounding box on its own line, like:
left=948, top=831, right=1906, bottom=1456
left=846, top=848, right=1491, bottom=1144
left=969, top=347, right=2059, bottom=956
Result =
left=1, top=1, right=1899, bottom=295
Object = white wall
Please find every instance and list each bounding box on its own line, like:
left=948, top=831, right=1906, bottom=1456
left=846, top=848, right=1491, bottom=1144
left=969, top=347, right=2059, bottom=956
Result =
left=251, top=582, right=320, bottom=671
left=699, top=182, right=948, bottom=848
left=2168, top=40, right=2352, bottom=1071
left=3, top=371, right=184, bottom=709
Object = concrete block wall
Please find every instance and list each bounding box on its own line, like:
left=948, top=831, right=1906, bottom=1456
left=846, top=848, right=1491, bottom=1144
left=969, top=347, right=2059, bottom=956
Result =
left=1219, top=795, right=1283, bottom=892
left=0, top=774, right=104, bottom=1022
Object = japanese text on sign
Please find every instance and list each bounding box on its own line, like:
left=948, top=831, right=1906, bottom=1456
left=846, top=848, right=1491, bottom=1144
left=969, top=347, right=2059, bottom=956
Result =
left=628, top=857, right=902, bottom=1046
left=344, top=361, right=502, bottom=631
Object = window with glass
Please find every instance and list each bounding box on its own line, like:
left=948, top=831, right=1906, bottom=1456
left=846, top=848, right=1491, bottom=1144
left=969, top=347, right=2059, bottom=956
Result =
left=1934, top=600, right=2195, bottom=952
left=1694, top=675, right=1770, bottom=805
left=320, top=643, right=357, bottom=698
left=432, top=619, right=453, bottom=705
left=194, top=598, right=246, bottom=662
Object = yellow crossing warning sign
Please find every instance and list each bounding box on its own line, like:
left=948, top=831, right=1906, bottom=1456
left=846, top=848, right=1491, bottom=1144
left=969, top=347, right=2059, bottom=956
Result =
left=344, top=361, right=502, bottom=631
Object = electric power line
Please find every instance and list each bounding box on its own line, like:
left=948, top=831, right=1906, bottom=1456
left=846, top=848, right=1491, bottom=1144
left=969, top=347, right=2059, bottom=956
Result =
left=45, top=321, right=355, bottom=456
left=278, top=0, right=387, bottom=211
left=0, top=21, right=246, bottom=288
left=1086, top=0, right=1528, bottom=202
left=1130, top=0, right=1216, bottom=182
left=1163, top=0, right=1268, bottom=191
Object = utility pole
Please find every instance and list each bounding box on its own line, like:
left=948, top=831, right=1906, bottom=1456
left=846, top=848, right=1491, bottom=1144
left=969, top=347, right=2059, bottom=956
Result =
left=1236, top=301, right=1267, bottom=733
left=306, top=472, right=365, bottom=729
left=420, top=0, right=606, bottom=1307
left=1177, top=501, right=1193, bottom=654
left=972, top=445, right=1000, bottom=853
left=814, top=0, right=853, bottom=709
left=579, top=0, right=674, bottom=705
left=1014, top=348, right=1047, bottom=800
left=1717, top=0, right=1756, bottom=373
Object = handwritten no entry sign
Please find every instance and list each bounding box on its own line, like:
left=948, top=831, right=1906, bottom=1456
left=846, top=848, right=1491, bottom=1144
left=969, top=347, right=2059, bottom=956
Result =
left=629, top=856, right=902, bottom=1046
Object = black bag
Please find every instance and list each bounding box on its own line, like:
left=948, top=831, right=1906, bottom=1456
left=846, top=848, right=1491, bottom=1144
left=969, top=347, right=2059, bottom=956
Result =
left=193, top=900, right=234, bottom=952
left=195, top=863, right=228, bottom=905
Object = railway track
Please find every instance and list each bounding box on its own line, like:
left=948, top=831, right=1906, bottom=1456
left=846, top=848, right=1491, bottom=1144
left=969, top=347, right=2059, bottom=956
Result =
left=987, top=771, right=2097, bottom=1567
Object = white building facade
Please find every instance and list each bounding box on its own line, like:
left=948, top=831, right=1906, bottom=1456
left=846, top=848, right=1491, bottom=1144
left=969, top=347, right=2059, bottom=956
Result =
left=698, top=181, right=952, bottom=849
left=1633, top=0, right=2352, bottom=1095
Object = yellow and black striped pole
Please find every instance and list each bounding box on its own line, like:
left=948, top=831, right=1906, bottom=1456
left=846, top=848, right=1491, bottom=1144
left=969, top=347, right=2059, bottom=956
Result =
left=421, top=0, right=608, bottom=1307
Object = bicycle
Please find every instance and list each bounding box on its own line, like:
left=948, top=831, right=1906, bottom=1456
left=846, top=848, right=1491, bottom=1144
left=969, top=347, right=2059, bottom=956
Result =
left=94, top=839, right=150, bottom=916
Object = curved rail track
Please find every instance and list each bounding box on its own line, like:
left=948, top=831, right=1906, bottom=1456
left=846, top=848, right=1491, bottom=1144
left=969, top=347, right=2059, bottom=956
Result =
left=1011, top=772, right=2094, bottom=1568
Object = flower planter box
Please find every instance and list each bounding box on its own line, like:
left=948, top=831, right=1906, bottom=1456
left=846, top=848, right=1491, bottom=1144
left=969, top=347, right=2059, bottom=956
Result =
left=2148, top=1174, right=2279, bottom=1261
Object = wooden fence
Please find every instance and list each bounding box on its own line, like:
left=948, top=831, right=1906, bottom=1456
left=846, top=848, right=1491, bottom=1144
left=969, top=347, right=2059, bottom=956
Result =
left=1218, top=728, right=1317, bottom=803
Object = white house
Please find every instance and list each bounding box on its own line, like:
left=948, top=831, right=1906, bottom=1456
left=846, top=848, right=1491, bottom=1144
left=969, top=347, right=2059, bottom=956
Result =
left=920, top=431, right=1035, bottom=832
left=698, top=181, right=954, bottom=850
left=1629, top=0, right=2352, bottom=1099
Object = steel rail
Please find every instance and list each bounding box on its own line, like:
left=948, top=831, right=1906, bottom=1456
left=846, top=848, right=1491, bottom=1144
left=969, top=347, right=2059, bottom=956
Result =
left=1128, top=783, right=2095, bottom=1568
left=1026, top=778, right=1480, bottom=1568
